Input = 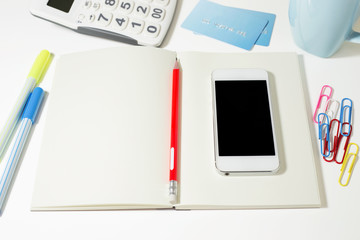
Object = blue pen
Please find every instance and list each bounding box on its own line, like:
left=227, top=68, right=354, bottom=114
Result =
left=0, top=87, right=44, bottom=213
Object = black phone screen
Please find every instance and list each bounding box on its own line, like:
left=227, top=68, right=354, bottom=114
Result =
left=214, top=80, right=275, bottom=156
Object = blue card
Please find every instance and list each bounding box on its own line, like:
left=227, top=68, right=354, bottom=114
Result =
left=181, top=0, right=275, bottom=49
left=250, top=11, right=276, bottom=46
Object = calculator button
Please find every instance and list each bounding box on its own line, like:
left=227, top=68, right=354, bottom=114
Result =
left=119, top=0, right=134, bottom=14
left=103, top=0, right=119, bottom=10
left=144, top=23, right=160, bottom=37
left=112, top=15, right=129, bottom=31
left=77, top=14, right=86, bottom=23
left=128, top=18, right=144, bottom=34
left=154, top=0, right=169, bottom=6
left=88, top=14, right=96, bottom=22
left=92, top=2, right=101, bottom=10
left=96, top=12, right=113, bottom=26
left=134, top=3, right=150, bottom=18
left=83, top=0, right=92, bottom=9
left=149, top=7, right=165, bottom=22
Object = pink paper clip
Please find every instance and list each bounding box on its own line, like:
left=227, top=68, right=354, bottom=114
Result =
left=313, top=85, right=333, bottom=123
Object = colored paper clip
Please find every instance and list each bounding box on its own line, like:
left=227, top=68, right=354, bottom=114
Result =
left=313, top=85, right=333, bottom=123
left=339, top=143, right=359, bottom=186
left=339, top=98, right=352, bottom=137
left=323, top=119, right=340, bottom=162
left=325, top=122, right=352, bottom=164
left=318, top=113, right=330, bottom=157
left=324, top=99, right=340, bottom=120
left=338, top=122, right=352, bottom=164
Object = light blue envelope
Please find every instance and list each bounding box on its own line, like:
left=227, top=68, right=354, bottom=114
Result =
left=181, top=0, right=275, bottom=49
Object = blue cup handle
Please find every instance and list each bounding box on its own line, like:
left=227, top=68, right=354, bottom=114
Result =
left=347, top=30, right=360, bottom=43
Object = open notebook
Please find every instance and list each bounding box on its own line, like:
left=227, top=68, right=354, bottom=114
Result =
left=31, top=47, right=321, bottom=210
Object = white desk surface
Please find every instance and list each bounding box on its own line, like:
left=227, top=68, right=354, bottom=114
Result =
left=1, top=0, right=360, bottom=239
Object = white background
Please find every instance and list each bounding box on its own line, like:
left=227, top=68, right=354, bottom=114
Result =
left=1, top=0, right=360, bottom=239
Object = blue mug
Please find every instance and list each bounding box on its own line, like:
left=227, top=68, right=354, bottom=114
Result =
left=289, top=0, right=360, bottom=57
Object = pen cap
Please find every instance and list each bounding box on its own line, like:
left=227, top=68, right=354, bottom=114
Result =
left=27, top=50, right=51, bottom=83
left=22, top=87, right=44, bottom=123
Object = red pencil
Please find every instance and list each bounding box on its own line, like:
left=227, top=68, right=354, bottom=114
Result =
left=169, top=59, right=179, bottom=204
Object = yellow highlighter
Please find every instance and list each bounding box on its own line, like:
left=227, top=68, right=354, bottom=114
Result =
left=0, top=50, right=51, bottom=158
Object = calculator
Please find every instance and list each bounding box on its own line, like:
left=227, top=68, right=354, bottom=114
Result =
left=30, top=0, right=177, bottom=46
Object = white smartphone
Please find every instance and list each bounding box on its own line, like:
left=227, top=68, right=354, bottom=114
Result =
left=211, top=69, right=279, bottom=175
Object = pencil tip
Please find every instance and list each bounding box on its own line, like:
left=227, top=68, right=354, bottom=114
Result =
left=174, top=59, right=179, bottom=69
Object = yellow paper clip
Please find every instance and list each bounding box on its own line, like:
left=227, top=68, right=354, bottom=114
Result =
left=339, top=143, right=359, bottom=186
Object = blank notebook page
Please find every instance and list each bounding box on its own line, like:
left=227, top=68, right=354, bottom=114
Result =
left=177, top=52, right=321, bottom=209
left=31, top=47, right=176, bottom=210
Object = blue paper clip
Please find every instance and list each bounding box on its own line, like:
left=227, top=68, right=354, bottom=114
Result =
left=339, top=98, right=352, bottom=137
left=318, top=113, right=330, bottom=157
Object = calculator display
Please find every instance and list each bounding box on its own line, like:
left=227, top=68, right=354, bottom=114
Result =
left=47, top=0, right=74, bottom=13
